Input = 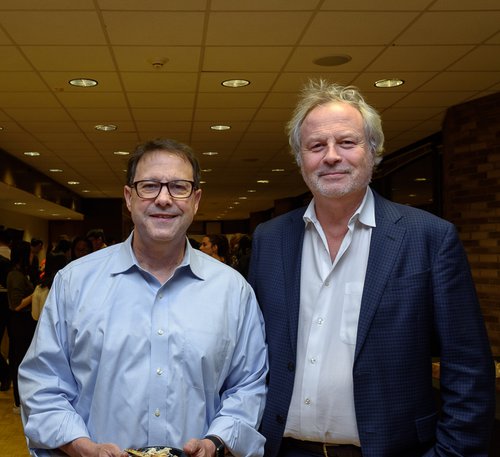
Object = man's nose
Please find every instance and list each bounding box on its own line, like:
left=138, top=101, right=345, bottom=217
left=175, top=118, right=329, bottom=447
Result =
left=323, top=143, right=342, bottom=162
left=155, top=185, right=173, bottom=204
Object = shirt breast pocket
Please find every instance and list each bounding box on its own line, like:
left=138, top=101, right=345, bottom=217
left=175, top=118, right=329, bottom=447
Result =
left=340, top=282, right=363, bottom=345
left=181, top=329, right=231, bottom=392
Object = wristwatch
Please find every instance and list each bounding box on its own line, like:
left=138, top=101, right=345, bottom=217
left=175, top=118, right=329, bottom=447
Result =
left=204, top=434, right=225, bottom=457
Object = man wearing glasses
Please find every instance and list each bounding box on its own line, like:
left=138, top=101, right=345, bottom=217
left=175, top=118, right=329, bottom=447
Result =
left=19, top=138, right=268, bottom=457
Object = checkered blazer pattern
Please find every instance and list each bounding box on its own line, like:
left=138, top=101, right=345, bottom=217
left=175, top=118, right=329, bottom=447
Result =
left=248, top=190, right=495, bottom=457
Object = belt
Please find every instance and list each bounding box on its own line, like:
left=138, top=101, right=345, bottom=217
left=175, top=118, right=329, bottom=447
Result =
left=283, top=438, right=362, bottom=457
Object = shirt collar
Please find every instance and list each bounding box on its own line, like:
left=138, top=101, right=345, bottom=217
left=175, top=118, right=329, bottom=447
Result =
left=303, top=187, right=376, bottom=229
left=110, top=232, right=203, bottom=281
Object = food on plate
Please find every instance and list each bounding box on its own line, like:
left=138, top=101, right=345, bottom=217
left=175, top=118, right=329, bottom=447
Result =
left=126, top=447, right=174, bottom=457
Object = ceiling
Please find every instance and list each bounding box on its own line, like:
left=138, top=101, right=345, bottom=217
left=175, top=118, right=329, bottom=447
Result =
left=0, top=0, right=499, bottom=222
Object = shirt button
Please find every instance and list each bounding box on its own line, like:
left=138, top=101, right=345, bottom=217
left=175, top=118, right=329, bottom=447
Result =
left=324, top=281, right=329, bottom=286
left=317, top=318, right=324, bottom=325
left=304, top=398, right=311, bottom=405
left=156, top=368, right=163, bottom=375
left=154, top=409, right=160, bottom=417
left=310, top=357, right=317, bottom=364
left=157, top=329, right=164, bottom=335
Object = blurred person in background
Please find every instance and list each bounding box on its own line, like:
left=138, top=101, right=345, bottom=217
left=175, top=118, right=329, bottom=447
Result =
left=0, top=228, right=11, bottom=391
left=28, top=238, right=43, bottom=286
left=86, top=228, right=108, bottom=251
left=7, top=240, right=36, bottom=414
left=71, top=236, right=93, bottom=260
left=199, top=234, right=230, bottom=264
left=31, top=253, right=67, bottom=321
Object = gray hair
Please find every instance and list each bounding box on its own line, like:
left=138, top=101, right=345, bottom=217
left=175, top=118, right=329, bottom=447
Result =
left=286, top=79, right=384, bottom=166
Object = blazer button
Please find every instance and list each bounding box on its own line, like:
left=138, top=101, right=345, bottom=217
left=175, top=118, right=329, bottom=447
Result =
left=276, top=414, right=285, bottom=424
left=287, top=361, right=295, bottom=372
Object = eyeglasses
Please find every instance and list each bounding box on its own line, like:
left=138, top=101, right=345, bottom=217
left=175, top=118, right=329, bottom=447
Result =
left=132, top=180, right=196, bottom=199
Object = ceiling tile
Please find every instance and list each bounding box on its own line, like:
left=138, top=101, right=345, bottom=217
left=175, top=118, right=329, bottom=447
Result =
left=102, top=11, right=205, bottom=45
left=320, top=0, right=432, bottom=9
left=1, top=11, right=106, bottom=45
left=0, top=92, right=61, bottom=108
left=211, top=0, right=319, bottom=10
left=0, top=72, right=48, bottom=91
left=393, top=91, right=478, bottom=107
left=203, top=47, right=293, bottom=72
left=112, top=46, right=202, bottom=72
left=302, top=12, right=419, bottom=45
left=418, top=72, right=500, bottom=91
left=430, top=0, right=500, bottom=9
left=397, top=12, right=500, bottom=45
left=54, top=92, right=128, bottom=108
left=131, top=108, right=194, bottom=122
left=22, top=46, right=115, bottom=71
left=284, top=46, right=384, bottom=72
left=127, top=92, right=195, bottom=108
left=367, top=45, right=474, bottom=71
left=449, top=46, right=500, bottom=71
left=98, top=0, right=206, bottom=9
left=206, top=12, right=311, bottom=46
left=0, top=47, right=33, bottom=70
left=196, top=92, right=267, bottom=109
left=0, top=0, right=94, bottom=10
left=121, top=72, right=198, bottom=92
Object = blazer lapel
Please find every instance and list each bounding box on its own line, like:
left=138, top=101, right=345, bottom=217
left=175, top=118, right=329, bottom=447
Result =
left=354, top=194, right=406, bottom=361
left=281, top=208, right=306, bottom=357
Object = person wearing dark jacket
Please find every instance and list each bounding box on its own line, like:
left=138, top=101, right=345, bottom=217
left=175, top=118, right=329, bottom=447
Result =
left=248, top=79, right=495, bottom=457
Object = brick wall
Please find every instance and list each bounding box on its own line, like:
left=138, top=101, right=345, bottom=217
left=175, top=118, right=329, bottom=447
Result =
left=442, top=92, right=500, bottom=356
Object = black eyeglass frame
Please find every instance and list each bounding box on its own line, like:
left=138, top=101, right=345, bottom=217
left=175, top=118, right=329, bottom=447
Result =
left=132, top=179, right=196, bottom=200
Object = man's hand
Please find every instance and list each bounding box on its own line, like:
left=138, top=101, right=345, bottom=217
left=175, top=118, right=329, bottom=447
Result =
left=183, top=438, right=216, bottom=457
left=60, top=437, right=128, bottom=457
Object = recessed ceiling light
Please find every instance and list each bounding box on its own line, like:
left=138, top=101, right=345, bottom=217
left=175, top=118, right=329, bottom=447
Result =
left=82, top=189, right=91, bottom=193
left=38, top=209, right=46, bottom=212
left=49, top=168, right=63, bottom=173
left=14, top=202, right=26, bottom=206
left=0, top=126, right=4, bottom=131
left=221, top=79, right=250, bottom=88
left=24, top=151, right=40, bottom=156
left=51, top=213, right=60, bottom=217
left=238, top=196, right=248, bottom=200
left=374, top=78, right=404, bottom=88
left=199, top=180, right=206, bottom=184
left=202, top=151, right=219, bottom=156
left=414, top=177, right=428, bottom=182
left=69, top=78, right=98, bottom=87
left=95, top=124, right=117, bottom=131
left=67, top=181, right=80, bottom=185
left=313, top=55, right=352, bottom=67
left=272, top=168, right=285, bottom=172
left=247, top=189, right=256, bottom=193
left=257, top=180, right=269, bottom=184
left=210, top=124, right=231, bottom=131
left=113, top=151, right=129, bottom=155
left=202, top=168, right=212, bottom=172
left=233, top=202, right=240, bottom=205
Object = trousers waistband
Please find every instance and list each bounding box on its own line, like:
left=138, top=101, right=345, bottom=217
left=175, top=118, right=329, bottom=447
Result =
left=283, top=438, right=362, bottom=457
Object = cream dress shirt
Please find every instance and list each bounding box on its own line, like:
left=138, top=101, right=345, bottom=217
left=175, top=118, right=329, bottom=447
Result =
left=284, top=188, right=375, bottom=445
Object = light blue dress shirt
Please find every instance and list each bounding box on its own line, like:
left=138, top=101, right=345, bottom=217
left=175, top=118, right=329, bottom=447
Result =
left=19, top=233, right=268, bottom=457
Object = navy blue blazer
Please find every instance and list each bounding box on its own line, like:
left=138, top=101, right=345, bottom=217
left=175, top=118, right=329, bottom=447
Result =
left=248, top=190, right=495, bottom=457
